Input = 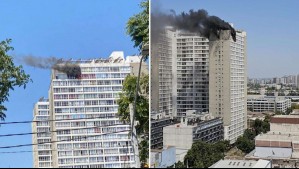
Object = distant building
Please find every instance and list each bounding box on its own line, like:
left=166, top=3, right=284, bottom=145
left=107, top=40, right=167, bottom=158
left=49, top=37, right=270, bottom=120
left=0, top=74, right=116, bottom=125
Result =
left=163, top=111, right=224, bottom=150
left=151, top=146, right=176, bottom=168
left=247, top=95, right=291, bottom=113
left=210, top=159, right=271, bottom=168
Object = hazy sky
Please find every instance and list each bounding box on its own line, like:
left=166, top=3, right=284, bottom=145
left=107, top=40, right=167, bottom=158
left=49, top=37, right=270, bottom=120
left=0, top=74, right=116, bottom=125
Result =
left=0, top=0, right=142, bottom=167
left=152, top=0, right=299, bottom=78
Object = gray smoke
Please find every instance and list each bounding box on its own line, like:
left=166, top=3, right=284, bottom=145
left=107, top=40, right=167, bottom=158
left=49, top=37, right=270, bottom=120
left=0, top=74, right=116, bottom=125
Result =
left=151, top=9, right=236, bottom=42
left=22, top=56, right=82, bottom=78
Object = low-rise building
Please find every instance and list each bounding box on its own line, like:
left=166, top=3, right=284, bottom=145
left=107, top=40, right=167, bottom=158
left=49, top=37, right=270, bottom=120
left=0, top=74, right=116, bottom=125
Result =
left=246, top=115, right=299, bottom=168
left=151, top=113, right=178, bottom=149
left=163, top=111, right=224, bottom=150
left=247, top=95, right=291, bottom=113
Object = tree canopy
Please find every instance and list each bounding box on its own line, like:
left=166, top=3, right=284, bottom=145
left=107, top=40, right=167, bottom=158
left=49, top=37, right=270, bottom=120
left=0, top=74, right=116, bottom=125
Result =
left=117, top=74, right=149, bottom=164
left=0, top=39, right=31, bottom=121
left=184, top=141, right=229, bottom=168
left=126, top=0, right=149, bottom=54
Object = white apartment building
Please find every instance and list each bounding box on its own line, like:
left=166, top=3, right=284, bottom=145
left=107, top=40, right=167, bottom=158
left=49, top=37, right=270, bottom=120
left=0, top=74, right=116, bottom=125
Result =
left=209, top=30, right=247, bottom=143
left=32, top=99, right=52, bottom=168
left=247, top=96, right=291, bottom=113
left=151, top=27, right=209, bottom=117
left=33, top=52, right=142, bottom=168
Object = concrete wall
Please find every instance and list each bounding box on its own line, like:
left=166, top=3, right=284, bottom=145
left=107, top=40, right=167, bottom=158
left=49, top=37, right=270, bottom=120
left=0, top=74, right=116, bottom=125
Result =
left=163, top=126, right=193, bottom=149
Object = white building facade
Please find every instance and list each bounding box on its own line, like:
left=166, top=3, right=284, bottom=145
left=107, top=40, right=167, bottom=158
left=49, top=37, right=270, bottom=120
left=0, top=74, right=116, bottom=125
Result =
left=32, top=99, right=53, bottom=168
left=33, top=52, right=141, bottom=168
left=247, top=96, right=291, bottom=113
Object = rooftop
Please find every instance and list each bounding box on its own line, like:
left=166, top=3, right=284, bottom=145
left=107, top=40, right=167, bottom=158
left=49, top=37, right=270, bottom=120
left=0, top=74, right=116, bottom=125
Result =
left=209, top=159, right=270, bottom=168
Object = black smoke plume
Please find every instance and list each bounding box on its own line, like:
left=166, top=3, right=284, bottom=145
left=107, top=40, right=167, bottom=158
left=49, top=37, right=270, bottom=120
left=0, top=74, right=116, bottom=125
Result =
left=151, top=9, right=236, bottom=42
left=22, top=56, right=81, bottom=78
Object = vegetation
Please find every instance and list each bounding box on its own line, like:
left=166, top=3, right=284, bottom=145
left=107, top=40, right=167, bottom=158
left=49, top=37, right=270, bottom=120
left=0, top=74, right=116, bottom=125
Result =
left=126, top=0, right=149, bottom=57
left=121, top=0, right=149, bottom=165
left=181, top=141, right=230, bottom=168
left=117, top=75, right=149, bottom=164
left=0, top=39, right=31, bottom=121
left=236, top=118, right=270, bottom=154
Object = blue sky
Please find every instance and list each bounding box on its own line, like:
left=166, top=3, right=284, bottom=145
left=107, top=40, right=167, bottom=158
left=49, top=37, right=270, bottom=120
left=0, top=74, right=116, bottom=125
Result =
left=152, top=0, right=299, bottom=78
left=0, top=0, right=142, bottom=167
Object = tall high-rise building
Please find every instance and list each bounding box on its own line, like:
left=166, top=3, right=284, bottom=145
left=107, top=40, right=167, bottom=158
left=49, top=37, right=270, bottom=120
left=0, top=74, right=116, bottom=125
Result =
left=297, top=75, right=299, bottom=89
left=209, top=30, right=247, bottom=143
left=151, top=27, right=209, bottom=117
left=32, top=99, right=52, bottom=168
left=151, top=27, right=180, bottom=117
left=175, top=32, right=209, bottom=116
left=33, top=52, right=145, bottom=168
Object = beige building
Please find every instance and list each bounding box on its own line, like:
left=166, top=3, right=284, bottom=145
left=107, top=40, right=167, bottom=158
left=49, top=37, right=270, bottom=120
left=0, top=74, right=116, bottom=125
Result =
left=209, top=30, right=247, bottom=143
left=163, top=111, right=223, bottom=149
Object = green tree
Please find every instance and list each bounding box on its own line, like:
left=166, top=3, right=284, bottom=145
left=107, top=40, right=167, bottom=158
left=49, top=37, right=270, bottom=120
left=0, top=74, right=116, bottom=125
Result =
left=117, top=75, right=149, bottom=134
left=139, top=140, right=149, bottom=166
left=253, top=119, right=270, bottom=135
left=236, top=136, right=255, bottom=153
left=243, top=129, right=256, bottom=140
left=126, top=0, right=149, bottom=56
left=184, top=141, right=227, bottom=168
left=117, top=75, right=149, bottom=164
left=168, top=161, right=186, bottom=168
left=0, top=39, right=31, bottom=121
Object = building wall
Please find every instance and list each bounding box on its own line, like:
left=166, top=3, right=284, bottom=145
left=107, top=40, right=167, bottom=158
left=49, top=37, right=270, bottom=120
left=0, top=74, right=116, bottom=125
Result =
left=163, top=117, right=224, bottom=149
left=209, top=30, right=247, bottom=143
left=32, top=100, right=52, bottom=168
left=151, top=28, right=210, bottom=118
left=163, top=126, right=194, bottom=149
left=151, top=118, right=178, bottom=149
left=45, top=54, right=138, bottom=168
left=32, top=52, right=145, bottom=167
left=151, top=147, right=176, bottom=168
left=176, top=33, right=209, bottom=116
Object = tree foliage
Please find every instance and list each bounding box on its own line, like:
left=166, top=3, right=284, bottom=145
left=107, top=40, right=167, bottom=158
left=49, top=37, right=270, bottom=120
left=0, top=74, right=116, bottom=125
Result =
left=0, top=39, right=31, bottom=121
left=237, top=118, right=271, bottom=154
left=117, top=75, right=149, bottom=164
left=253, top=119, right=270, bottom=135
left=184, top=141, right=229, bottom=168
left=117, top=75, right=149, bottom=134
left=126, top=0, right=149, bottom=54
left=236, top=136, right=255, bottom=154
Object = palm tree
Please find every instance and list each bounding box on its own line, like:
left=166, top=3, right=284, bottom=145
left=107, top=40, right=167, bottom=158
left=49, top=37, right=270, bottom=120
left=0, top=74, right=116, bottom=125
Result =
left=0, top=105, right=7, bottom=121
